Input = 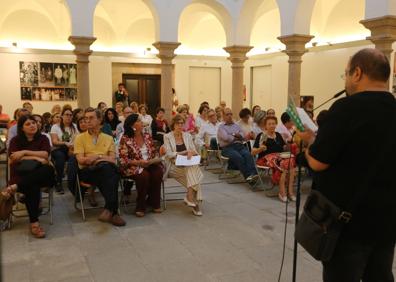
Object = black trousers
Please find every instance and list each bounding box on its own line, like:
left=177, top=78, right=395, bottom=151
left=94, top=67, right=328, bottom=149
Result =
left=79, top=162, right=120, bottom=214
left=323, top=238, right=395, bottom=282
left=51, top=147, right=69, bottom=185
left=17, top=164, right=55, bottom=223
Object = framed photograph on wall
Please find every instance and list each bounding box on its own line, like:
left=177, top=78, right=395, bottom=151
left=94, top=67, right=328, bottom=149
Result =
left=20, top=62, right=39, bottom=87
left=39, top=62, right=54, bottom=87
left=21, top=87, right=32, bottom=100
left=20, top=61, right=77, bottom=101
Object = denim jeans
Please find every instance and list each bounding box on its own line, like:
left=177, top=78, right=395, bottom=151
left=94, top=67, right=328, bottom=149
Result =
left=322, top=238, right=395, bottom=282
left=221, top=142, right=257, bottom=179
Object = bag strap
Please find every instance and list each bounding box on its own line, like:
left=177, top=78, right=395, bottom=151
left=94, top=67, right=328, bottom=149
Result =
left=340, top=100, right=396, bottom=223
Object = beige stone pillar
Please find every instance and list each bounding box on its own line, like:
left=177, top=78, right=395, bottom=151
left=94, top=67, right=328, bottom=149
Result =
left=68, top=36, right=96, bottom=109
left=278, top=34, right=314, bottom=105
left=360, top=15, right=396, bottom=61
left=153, top=42, right=181, bottom=120
left=223, top=45, right=253, bottom=114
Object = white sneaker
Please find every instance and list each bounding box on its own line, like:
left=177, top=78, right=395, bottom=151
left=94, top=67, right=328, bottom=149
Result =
left=289, top=195, right=297, bottom=202
left=278, top=194, right=288, bottom=203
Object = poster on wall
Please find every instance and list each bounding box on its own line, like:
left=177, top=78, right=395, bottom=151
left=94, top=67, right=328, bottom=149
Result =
left=19, top=61, right=77, bottom=101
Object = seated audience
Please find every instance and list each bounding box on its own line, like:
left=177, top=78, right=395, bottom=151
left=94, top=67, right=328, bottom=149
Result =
left=118, top=114, right=163, bottom=217
left=97, top=102, right=107, bottom=112
left=214, top=106, right=224, bottom=122
left=164, top=114, right=203, bottom=216
left=74, top=107, right=125, bottom=226
left=219, top=101, right=226, bottom=109
left=115, top=107, right=133, bottom=140
left=252, top=110, right=266, bottom=136
left=51, top=104, right=61, bottom=115
left=51, top=112, right=61, bottom=126
left=138, top=104, right=153, bottom=135
left=252, top=116, right=296, bottom=203
left=0, top=104, right=10, bottom=127
left=8, top=109, right=20, bottom=129
left=32, top=114, right=52, bottom=146
left=6, top=108, right=30, bottom=148
left=22, top=102, right=33, bottom=113
left=195, top=104, right=209, bottom=129
left=50, top=108, right=79, bottom=194
left=252, top=105, right=262, bottom=118
left=8, top=115, right=55, bottom=238
left=130, top=101, right=139, bottom=114
left=151, top=107, right=170, bottom=145
left=217, top=108, right=258, bottom=185
left=266, top=108, right=276, bottom=117
left=42, top=112, right=52, bottom=133
left=177, top=105, right=197, bottom=135
left=77, top=116, right=88, bottom=133
left=196, top=109, right=220, bottom=151
left=276, top=112, right=294, bottom=143
left=72, top=108, right=84, bottom=124
left=115, top=102, right=124, bottom=121
left=104, top=108, right=120, bottom=137
left=237, top=108, right=255, bottom=142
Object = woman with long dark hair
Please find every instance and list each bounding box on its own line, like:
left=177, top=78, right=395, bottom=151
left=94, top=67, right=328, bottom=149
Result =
left=104, top=108, right=120, bottom=137
left=50, top=108, right=78, bottom=193
left=7, top=115, right=55, bottom=238
left=118, top=114, right=163, bottom=217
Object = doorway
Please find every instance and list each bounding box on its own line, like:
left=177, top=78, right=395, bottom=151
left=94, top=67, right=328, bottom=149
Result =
left=122, top=74, right=161, bottom=116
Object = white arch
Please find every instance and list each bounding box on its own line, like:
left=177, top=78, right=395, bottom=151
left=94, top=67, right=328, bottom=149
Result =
left=236, top=0, right=282, bottom=46
left=276, top=0, right=317, bottom=35
left=0, top=0, right=71, bottom=37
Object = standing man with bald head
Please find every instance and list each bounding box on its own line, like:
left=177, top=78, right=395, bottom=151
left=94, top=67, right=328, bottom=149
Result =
left=298, top=48, right=396, bottom=282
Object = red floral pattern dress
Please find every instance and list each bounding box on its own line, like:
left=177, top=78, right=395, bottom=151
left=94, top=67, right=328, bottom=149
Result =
left=118, top=133, right=159, bottom=176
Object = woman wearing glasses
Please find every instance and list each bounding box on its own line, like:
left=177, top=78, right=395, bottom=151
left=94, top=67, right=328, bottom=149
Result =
left=163, top=114, right=203, bottom=216
left=50, top=108, right=78, bottom=194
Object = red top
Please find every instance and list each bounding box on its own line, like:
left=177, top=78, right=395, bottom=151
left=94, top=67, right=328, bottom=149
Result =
left=8, top=134, right=51, bottom=185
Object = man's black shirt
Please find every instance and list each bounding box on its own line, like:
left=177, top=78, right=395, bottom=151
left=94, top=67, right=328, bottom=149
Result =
left=309, top=91, right=396, bottom=242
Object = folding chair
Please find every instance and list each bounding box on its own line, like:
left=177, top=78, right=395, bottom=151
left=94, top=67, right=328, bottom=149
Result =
left=74, top=174, right=102, bottom=221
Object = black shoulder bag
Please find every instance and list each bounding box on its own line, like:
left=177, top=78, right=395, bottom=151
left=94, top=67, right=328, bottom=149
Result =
left=295, top=108, right=395, bottom=262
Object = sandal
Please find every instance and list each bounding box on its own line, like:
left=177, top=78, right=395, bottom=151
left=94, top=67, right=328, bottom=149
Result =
left=30, top=223, right=46, bottom=238
left=1, top=185, right=17, bottom=200
left=153, top=208, right=162, bottom=213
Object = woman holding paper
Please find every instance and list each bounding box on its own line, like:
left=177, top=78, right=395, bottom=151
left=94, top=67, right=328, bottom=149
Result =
left=163, top=114, right=203, bottom=216
left=118, top=114, right=163, bottom=217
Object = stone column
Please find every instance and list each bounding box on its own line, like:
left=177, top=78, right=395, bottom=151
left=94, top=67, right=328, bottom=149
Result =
left=360, top=15, right=396, bottom=61
left=223, top=45, right=253, bottom=114
left=153, top=42, right=181, bottom=120
left=68, top=36, right=96, bottom=109
left=278, top=34, right=314, bottom=105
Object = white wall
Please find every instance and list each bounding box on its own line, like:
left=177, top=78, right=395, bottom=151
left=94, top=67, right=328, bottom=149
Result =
left=0, top=42, right=379, bottom=120
left=174, top=56, right=232, bottom=112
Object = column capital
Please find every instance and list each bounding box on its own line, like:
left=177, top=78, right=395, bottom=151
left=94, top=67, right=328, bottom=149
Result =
left=153, top=41, right=181, bottom=64
left=223, top=45, right=253, bottom=68
left=360, top=15, right=396, bottom=57
left=278, top=34, right=314, bottom=60
left=68, top=36, right=96, bottom=63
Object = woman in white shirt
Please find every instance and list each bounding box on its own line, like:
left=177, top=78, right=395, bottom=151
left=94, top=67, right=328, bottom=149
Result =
left=195, top=104, right=209, bottom=129
left=50, top=108, right=78, bottom=193
left=138, top=104, right=153, bottom=135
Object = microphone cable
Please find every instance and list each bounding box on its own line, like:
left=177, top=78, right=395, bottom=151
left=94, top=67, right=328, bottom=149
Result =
left=277, top=140, right=295, bottom=282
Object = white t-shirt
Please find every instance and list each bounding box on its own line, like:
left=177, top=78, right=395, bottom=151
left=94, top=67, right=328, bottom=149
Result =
left=50, top=123, right=78, bottom=144
left=140, top=143, right=149, bottom=160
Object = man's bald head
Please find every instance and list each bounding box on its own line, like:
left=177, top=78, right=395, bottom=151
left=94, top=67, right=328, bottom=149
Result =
left=348, top=48, right=390, bottom=82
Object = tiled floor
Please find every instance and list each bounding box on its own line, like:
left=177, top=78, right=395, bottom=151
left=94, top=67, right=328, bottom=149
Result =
left=0, top=167, right=394, bottom=282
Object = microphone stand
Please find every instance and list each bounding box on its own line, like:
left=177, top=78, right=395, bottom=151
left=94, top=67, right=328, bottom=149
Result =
left=292, top=141, right=303, bottom=282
